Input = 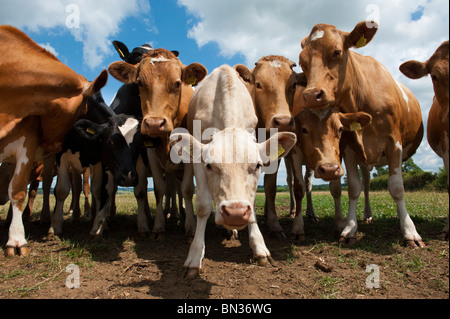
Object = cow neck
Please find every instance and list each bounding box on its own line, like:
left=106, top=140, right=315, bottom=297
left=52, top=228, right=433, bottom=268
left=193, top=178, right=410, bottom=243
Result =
left=335, top=51, right=364, bottom=114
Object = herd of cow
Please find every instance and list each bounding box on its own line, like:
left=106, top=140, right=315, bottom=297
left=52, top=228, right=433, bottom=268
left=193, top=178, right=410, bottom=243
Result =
left=0, top=21, right=448, bottom=279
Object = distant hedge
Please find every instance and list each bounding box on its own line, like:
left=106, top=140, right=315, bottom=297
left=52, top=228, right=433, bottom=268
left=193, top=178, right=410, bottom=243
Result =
left=370, top=168, right=447, bottom=192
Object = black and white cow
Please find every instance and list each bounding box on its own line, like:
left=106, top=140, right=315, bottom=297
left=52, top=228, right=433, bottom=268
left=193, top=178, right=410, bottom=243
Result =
left=50, top=109, right=144, bottom=238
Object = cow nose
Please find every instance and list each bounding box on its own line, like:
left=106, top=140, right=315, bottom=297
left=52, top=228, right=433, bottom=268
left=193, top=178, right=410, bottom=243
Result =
left=303, top=88, right=325, bottom=107
left=271, top=115, right=295, bottom=132
left=142, top=117, right=168, bottom=136
left=220, top=203, right=252, bottom=227
left=317, top=164, right=341, bottom=181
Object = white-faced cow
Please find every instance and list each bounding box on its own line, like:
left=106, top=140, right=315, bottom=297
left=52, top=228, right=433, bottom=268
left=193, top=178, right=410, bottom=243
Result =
left=170, top=65, right=296, bottom=279
left=298, top=21, right=425, bottom=247
left=50, top=111, right=143, bottom=238
left=400, top=40, right=449, bottom=240
left=235, top=56, right=317, bottom=240
left=108, top=48, right=207, bottom=240
left=0, top=25, right=107, bottom=256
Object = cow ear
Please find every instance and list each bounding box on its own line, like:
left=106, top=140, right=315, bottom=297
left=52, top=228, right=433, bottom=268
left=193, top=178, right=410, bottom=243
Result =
left=259, top=132, right=297, bottom=165
left=108, top=61, right=138, bottom=84
left=234, top=64, right=253, bottom=84
left=171, top=50, right=180, bottom=57
left=83, top=69, right=108, bottom=98
left=73, top=119, right=105, bottom=142
left=301, top=36, right=308, bottom=49
left=339, top=112, right=372, bottom=131
left=182, top=63, right=208, bottom=86
left=345, top=21, right=378, bottom=49
left=399, top=60, right=428, bottom=79
left=169, top=132, right=203, bottom=163
left=113, top=41, right=130, bottom=61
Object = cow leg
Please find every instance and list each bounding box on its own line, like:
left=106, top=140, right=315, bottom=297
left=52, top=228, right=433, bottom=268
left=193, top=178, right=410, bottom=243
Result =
left=284, top=155, right=296, bottom=217
left=264, top=160, right=285, bottom=237
left=184, top=164, right=212, bottom=279
left=340, top=148, right=360, bottom=244
left=361, top=165, right=373, bottom=224
left=182, top=163, right=196, bottom=241
left=90, top=169, right=113, bottom=239
left=40, top=155, right=55, bottom=224
left=82, top=168, right=91, bottom=218
left=440, top=150, right=449, bottom=240
left=248, top=222, right=271, bottom=265
left=388, top=144, right=425, bottom=248
left=134, top=156, right=150, bottom=235
left=23, top=176, right=39, bottom=221
left=330, top=179, right=345, bottom=233
left=89, top=163, right=102, bottom=226
left=70, top=168, right=82, bottom=222
left=304, top=165, right=318, bottom=222
left=50, top=156, right=72, bottom=236
left=148, top=150, right=166, bottom=239
left=4, top=128, right=39, bottom=257
left=289, top=150, right=306, bottom=240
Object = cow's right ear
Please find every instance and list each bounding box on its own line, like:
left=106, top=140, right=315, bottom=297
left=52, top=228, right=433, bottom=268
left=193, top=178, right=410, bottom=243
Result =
left=399, top=60, right=428, bottom=80
left=83, top=70, right=108, bottom=98
left=108, top=61, right=138, bottom=84
left=72, top=119, right=105, bottom=142
left=234, top=64, right=253, bottom=84
left=169, top=132, right=203, bottom=163
left=259, top=132, right=297, bottom=165
left=339, top=112, right=372, bottom=131
left=112, top=41, right=130, bottom=61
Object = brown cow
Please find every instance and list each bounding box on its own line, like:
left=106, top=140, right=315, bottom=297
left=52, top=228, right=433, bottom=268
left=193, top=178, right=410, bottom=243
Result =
left=235, top=56, right=316, bottom=239
left=108, top=49, right=207, bottom=239
left=0, top=25, right=107, bottom=256
left=400, top=40, right=449, bottom=240
left=298, top=21, right=425, bottom=248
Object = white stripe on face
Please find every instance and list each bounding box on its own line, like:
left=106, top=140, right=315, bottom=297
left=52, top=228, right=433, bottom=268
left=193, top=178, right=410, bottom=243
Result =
left=311, top=30, right=324, bottom=41
left=118, top=118, right=139, bottom=146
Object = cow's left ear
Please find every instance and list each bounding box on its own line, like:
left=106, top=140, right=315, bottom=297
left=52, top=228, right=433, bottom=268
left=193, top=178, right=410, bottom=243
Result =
left=113, top=41, right=130, bottom=61
left=259, top=132, right=297, bottom=165
left=399, top=60, right=428, bottom=79
left=345, top=21, right=379, bottom=50
left=108, top=61, right=138, bottom=84
left=339, top=112, right=372, bottom=131
left=182, top=63, right=208, bottom=86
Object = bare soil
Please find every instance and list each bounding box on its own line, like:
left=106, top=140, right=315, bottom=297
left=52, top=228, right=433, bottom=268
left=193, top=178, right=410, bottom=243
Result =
left=0, top=193, right=448, bottom=301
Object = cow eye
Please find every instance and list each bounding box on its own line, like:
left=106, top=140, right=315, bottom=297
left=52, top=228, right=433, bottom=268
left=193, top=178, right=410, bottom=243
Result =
left=173, top=80, right=182, bottom=90
left=136, top=79, right=143, bottom=87
left=256, top=163, right=263, bottom=171
left=338, top=127, right=343, bottom=134
left=431, top=74, right=439, bottom=83
left=302, top=127, right=309, bottom=135
left=333, top=50, right=342, bottom=58
left=205, top=164, right=212, bottom=171
left=256, top=82, right=262, bottom=89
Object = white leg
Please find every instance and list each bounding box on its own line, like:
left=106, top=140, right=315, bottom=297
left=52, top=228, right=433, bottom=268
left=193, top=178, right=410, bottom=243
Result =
left=248, top=222, right=271, bottom=261
left=182, top=163, right=196, bottom=239
left=340, top=149, right=360, bottom=243
left=304, top=165, right=318, bottom=221
left=361, top=165, right=373, bottom=223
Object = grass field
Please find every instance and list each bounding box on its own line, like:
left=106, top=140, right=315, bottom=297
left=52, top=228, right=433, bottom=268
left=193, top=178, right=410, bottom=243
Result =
left=0, top=190, right=448, bottom=299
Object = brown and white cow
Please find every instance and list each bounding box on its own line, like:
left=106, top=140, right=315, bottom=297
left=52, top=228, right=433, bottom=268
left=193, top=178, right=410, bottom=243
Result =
left=170, top=65, right=296, bottom=278
left=298, top=21, right=425, bottom=247
left=235, top=56, right=316, bottom=239
left=0, top=25, right=107, bottom=256
left=400, top=40, right=449, bottom=240
left=108, top=48, right=207, bottom=239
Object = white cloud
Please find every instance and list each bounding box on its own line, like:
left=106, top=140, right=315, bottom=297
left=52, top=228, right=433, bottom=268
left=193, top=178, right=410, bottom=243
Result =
left=38, top=42, right=59, bottom=57
left=0, top=0, right=150, bottom=69
left=179, top=0, right=449, bottom=174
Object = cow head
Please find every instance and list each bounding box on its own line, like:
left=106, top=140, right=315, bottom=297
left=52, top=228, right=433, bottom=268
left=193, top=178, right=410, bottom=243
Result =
left=73, top=114, right=142, bottom=187
left=108, top=49, right=207, bottom=137
left=295, top=107, right=371, bottom=181
left=400, top=41, right=449, bottom=108
left=170, top=129, right=296, bottom=230
left=235, top=56, right=302, bottom=132
left=299, top=21, right=378, bottom=109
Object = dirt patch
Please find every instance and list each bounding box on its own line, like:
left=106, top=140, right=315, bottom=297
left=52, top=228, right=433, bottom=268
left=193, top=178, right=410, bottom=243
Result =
left=0, top=205, right=448, bottom=300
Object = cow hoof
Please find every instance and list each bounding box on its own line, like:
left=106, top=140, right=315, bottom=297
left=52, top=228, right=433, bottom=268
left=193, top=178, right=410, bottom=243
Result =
left=364, top=217, right=373, bottom=224
left=339, top=236, right=357, bottom=245
left=5, top=246, right=16, bottom=257
left=288, top=233, right=305, bottom=241
left=308, top=215, right=320, bottom=223
left=90, top=234, right=103, bottom=242
left=404, top=240, right=426, bottom=248
left=439, top=232, right=449, bottom=241
left=185, top=268, right=200, bottom=280
left=19, top=246, right=30, bottom=257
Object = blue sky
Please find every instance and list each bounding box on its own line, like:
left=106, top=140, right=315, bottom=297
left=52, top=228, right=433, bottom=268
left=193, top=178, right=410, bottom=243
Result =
left=1, top=0, right=449, bottom=186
